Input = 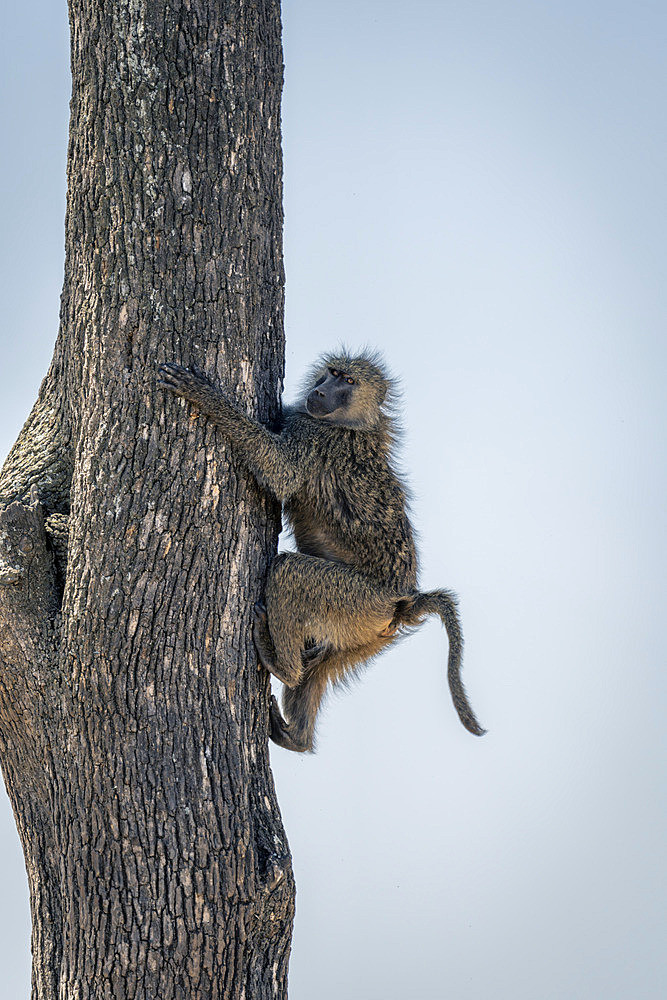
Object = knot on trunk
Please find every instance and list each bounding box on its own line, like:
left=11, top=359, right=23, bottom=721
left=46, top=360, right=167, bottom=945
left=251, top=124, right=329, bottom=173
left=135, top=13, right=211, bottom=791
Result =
left=0, top=496, right=60, bottom=615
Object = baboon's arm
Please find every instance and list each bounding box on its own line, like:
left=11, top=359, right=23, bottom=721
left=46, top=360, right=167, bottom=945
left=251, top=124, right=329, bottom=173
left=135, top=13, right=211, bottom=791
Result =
left=157, top=363, right=308, bottom=501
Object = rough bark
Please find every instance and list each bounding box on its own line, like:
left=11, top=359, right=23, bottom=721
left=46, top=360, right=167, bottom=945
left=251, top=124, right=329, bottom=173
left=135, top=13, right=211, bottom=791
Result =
left=0, top=2, right=293, bottom=998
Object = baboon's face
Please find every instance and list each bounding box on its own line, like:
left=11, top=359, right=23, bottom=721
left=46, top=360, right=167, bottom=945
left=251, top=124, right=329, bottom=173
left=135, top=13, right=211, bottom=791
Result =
left=306, top=367, right=357, bottom=420
left=303, top=355, right=389, bottom=428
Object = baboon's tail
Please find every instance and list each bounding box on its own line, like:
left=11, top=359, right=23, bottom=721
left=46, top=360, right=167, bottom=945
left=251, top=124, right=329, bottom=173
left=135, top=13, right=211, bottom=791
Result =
left=395, top=589, right=486, bottom=736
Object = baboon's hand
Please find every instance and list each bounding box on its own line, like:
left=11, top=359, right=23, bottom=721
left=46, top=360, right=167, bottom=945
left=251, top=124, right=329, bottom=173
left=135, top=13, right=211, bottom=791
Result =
left=157, top=362, right=217, bottom=405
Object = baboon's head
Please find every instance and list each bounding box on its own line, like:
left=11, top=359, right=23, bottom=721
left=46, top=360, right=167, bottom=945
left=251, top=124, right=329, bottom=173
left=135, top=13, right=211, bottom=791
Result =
left=302, top=351, right=394, bottom=430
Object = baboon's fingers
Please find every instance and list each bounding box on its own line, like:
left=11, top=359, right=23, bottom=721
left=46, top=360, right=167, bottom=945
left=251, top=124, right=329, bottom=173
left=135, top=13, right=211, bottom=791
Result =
left=157, top=363, right=213, bottom=397
left=156, top=362, right=188, bottom=386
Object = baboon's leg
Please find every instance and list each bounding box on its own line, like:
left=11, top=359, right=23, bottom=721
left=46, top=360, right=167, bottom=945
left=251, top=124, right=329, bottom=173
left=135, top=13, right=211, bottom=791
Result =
left=252, top=597, right=303, bottom=687
left=281, top=662, right=331, bottom=753
left=253, top=603, right=274, bottom=667
left=254, top=602, right=328, bottom=680
left=257, top=607, right=327, bottom=751
left=264, top=553, right=396, bottom=682
left=276, top=633, right=399, bottom=753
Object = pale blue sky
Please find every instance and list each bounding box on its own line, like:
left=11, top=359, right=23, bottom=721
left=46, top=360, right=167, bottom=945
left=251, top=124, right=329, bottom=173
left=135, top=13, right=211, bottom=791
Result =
left=1, top=1, right=666, bottom=997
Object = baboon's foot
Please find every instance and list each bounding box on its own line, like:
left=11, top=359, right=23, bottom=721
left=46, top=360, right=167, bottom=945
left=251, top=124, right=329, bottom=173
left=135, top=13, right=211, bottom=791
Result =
left=253, top=603, right=301, bottom=687
left=268, top=696, right=310, bottom=753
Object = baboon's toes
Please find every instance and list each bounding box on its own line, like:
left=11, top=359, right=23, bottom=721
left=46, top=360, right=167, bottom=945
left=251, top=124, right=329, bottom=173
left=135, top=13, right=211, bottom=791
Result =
left=268, top=696, right=309, bottom=753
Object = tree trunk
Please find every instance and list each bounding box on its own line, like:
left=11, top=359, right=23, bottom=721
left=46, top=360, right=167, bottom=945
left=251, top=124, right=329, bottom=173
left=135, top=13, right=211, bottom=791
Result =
left=0, top=2, right=293, bottom=998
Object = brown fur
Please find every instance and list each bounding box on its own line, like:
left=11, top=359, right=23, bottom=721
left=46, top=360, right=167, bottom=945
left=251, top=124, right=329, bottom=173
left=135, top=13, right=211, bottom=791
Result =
left=158, top=351, right=485, bottom=751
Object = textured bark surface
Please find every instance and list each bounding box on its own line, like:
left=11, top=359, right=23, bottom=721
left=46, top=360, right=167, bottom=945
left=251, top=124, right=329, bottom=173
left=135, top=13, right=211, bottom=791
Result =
left=0, top=1, right=293, bottom=997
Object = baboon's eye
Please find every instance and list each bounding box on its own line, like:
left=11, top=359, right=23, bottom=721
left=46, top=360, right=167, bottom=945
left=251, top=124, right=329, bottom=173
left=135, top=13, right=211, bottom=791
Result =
left=330, top=368, right=339, bottom=377
left=345, top=377, right=355, bottom=385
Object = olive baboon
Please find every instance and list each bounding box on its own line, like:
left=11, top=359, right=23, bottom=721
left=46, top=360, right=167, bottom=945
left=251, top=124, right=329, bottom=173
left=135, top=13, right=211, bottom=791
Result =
left=158, top=351, right=485, bottom=751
